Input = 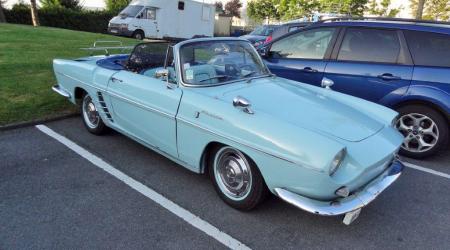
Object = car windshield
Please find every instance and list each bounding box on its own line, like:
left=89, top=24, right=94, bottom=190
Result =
left=120, top=5, right=143, bottom=17
left=250, top=26, right=274, bottom=36
left=180, top=40, right=270, bottom=86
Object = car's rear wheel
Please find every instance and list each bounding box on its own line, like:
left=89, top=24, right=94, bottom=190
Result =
left=81, top=93, right=107, bottom=135
left=395, top=105, right=448, bottom=158
left=209, top=146, right=267, bottom=210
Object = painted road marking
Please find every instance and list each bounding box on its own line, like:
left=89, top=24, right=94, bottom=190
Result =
left=403, top=161, right=450, bottom=180
left=36, top=125, right=250, bottom=250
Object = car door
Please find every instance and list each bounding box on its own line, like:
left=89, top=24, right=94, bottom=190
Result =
left=107, top=70, right=181, bottom=157
left=323, top=27, right=413, bottom=103
left=264, top=27, right=339, bottom=86
left=137, top=7, right=158, bottom=38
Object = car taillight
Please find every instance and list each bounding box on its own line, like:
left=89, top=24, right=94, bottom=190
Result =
left=264, top=35, right=272, bottom=44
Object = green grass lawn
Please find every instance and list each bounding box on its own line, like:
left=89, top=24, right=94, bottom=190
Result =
left=0, top=23, right=136, bottom=126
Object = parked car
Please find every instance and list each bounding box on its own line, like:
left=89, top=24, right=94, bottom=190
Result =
left=271, top=21, right=310, bottom=41
left=52, top=38, right=404, bottom=225
left=240, top=25, right=278, bottom=47
left=107, top=0, right=215, bottom=40
left=259, top=17, right=450, bottom=158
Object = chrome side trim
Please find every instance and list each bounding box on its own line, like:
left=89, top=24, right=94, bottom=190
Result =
left=177, top=117, right=310, bottom=167
left=56, top=72, right=106, bottom=92
left=107, top=91, right=174, bottom=119
left=274, top=160, right=405, bottom=216
left=52, top=85, right=71, bottom=98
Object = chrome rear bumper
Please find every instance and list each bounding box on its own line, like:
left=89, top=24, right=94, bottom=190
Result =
left=52, top=85, right=71, bottom=98
left=274, top=159, right=404, bottom=218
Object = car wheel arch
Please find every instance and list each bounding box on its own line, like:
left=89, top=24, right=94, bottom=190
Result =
left=74, top=87, right=87, bottom=105
left=393, top=99, right=449, bottom=124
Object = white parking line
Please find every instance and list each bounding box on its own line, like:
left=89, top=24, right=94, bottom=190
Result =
left=403, top=161, right=450, bottom=180
left=35, top=125, right=250, bottom=250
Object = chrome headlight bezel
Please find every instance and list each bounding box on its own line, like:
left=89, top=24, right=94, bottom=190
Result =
left=329, top=148, right=346, bottom=176
left=391, top=115, right=399, bottom=127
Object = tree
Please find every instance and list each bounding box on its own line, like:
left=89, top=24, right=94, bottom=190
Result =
left=367, top=0, right=401, bottom=17
left=105, top=0, right=132, bottom=14
left=416, top=0, right=426, bottom=19
left=40, top=0, right=81, bottom=10
left=247, top=0, right=280, bottom=22
left=225, top=0, right=242, bottom=18
left=278, top=0, right=320, bottom=20
left=0, top=1, right=6, bottom=23
left=30, top=0, right=40, bottom=26
left=215, top=1, right=224, bottom=14
left=423, top=0, right=450, bottom=20
left=319, top=0, right=368, bottom=17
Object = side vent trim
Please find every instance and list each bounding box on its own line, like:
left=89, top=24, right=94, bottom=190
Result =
left=97, top=92, right=114, bottom=123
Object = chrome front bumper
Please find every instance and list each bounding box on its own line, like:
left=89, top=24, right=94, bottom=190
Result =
left=52, top=85, right=71, bottom=98
left=274, top=159, right=404, bottom=220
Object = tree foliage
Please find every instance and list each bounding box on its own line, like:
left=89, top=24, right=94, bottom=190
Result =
left=410, top=0, right=450, bottom=20
left=367, top=0, right=401, bottom=17
left=225, top=0, right=242, bottom=18
left=319, top=0, right=368, bottom=17
left=40, top=0, right=81, bottom=10
left=215, top=1, right=224, bottom=14
left=105, top=0, right=132, bottom=14
left=247, top=0, right=280, bottom=21
left=278, top=0, right=320, bottom=20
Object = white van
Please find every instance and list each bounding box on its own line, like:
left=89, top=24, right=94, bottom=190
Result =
left=108, top=0, right=215, bottom=40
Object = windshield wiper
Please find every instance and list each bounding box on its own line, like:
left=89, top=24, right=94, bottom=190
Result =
left=199, top=75, right=230, bottom=82
left=242, top=71, right=258, bottom=77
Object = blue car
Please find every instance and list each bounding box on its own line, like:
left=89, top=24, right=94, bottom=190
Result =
left=260, top=18, right=450, bottom=158
left=52, top=38, right=404, bottom=224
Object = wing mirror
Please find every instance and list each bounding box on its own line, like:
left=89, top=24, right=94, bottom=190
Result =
left=233, top=96, right=254, bottom=114
left=155, top=68, right=175, bottom=89
left=155, top=68, right=169, bottom=79
left=321, top=77, right=334, bottom=89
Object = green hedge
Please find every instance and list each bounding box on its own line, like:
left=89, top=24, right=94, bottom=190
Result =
left=4, top=7, right=116, bottom=34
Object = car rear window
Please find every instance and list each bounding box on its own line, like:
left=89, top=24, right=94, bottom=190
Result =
left=404, top=30, right=450, bottom=68
left=337, top=28, right=400, bottom=64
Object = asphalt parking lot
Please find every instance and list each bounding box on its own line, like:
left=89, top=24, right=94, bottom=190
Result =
left=1, top=116, right=449, bottom=249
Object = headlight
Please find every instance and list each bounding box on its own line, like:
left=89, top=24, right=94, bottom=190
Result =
left=329, top=149, right=346, bottom=176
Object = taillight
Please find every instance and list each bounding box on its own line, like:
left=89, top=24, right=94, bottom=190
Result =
left=264, top=35, right=272, bottom=44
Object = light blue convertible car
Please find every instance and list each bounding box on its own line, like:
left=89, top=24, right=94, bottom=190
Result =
left=52, top=38, right=405, bottom=225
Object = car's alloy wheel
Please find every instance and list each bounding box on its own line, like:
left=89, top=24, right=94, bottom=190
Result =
left=81, top=93, right=107, bottom=135
left=395, top=105, right=448, bottom=158
left=209, top=146, right=267, bottom=210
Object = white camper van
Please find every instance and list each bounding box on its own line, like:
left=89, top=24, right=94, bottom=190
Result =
left=108, top=0, right=215, bottom=40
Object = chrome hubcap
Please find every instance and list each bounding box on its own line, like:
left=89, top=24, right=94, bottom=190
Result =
left=395, top=113, right=439, bottom=153
left=214, top=147, right=252, bottom=200
left=82, top=95, right=100, bottom=129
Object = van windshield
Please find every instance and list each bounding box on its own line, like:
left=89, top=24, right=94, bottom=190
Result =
left=120, top=5, right=143, bottom=18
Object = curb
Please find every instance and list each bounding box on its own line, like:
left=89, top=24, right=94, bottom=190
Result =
left=0, top=112, right=80, bottom=131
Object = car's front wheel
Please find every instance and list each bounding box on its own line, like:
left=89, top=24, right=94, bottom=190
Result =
left=395, top=105, right=448, bottom=158
left=81, top=93, right=107, bottom=135
left=209, top=146, right=268, bottom=210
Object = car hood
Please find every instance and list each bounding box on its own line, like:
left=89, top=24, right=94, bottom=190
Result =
left=219, top=78, right=384, bottom=142
left=239, top=35, right=266, bottom=43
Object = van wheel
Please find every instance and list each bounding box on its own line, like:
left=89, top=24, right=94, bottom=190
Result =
left=132, top=30, right=144, bottom=40
left=209, top=146, right=268, bottom=210
left=81, top=93, right=107, bottom=135
left=395, top=105, right=448, bottom=158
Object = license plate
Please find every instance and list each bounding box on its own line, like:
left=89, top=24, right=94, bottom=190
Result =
left=110, top=29, right=118, bottom=33
left=343, top=208, right=362, bottom=225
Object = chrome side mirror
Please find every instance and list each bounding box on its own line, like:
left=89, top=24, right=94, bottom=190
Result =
left=321, top=77, right=334, bottom=90
left=155, top=68, right=169, bottom=79
left=233, top=96, right=254, bottom=114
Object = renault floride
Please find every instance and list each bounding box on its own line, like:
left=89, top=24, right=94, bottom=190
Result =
left=52, top=38, right=405, bottom=225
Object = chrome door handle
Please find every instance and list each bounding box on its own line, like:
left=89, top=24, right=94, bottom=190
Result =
left=302, top=67, right=318, bottom=73
left=377, top=73, right=401, bottom=81
left=111, top=77, right=123, bottom=83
